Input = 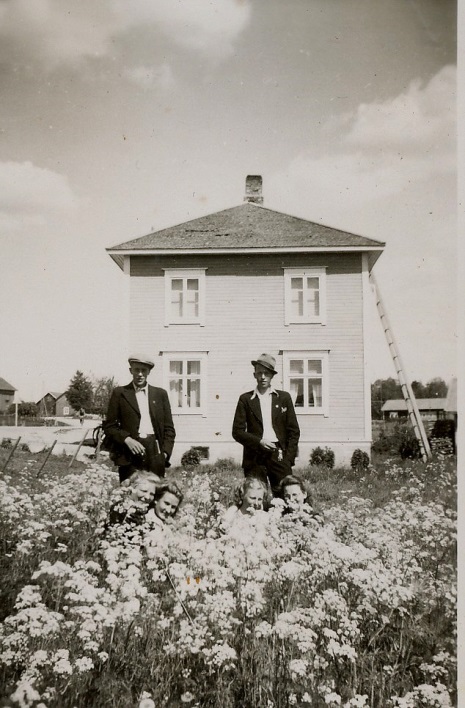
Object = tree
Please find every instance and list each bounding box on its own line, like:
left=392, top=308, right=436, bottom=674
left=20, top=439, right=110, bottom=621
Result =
left=66, top=371, right=93, bottom=411
left=424, top=377, right=447, bottom=398
left=7, top=402, right=38, bottom=417
left=411, top=380, right=426, bottom=398
left=92, top=376, right=116, bottom=416
left=371, top=377, right=402, bottom=419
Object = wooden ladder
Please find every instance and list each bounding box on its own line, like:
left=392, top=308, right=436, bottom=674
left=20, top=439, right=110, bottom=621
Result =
left=369, top=272, right=432, bottom=462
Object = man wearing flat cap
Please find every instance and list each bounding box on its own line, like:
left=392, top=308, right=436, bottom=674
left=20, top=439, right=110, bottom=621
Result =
left=232, top=353, right=300, bottom=495
left=103, top=354, right=176, bottom=483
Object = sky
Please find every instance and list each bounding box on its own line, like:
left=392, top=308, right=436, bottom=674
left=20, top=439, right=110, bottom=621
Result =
left=0, top=0, right=458, bottom=402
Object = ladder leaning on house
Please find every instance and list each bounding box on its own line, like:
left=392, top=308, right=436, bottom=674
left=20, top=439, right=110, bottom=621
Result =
left=369, top=272, right=432, bottom=462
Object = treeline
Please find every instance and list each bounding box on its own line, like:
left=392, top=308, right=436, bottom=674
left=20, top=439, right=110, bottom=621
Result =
left=9, top=371, right=116, bottom=419
left=371, top=377, right=448, bottom=420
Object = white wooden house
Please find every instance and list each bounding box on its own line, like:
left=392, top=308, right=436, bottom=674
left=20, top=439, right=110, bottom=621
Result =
left=107, top=176, right=385, bottom=467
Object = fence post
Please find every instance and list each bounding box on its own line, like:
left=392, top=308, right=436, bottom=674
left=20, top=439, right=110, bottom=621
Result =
left=68, top=428, right=89, bottom=469
left=1, top=437, right=22, bottom=473
left=36, top=440, right=57, bottom=478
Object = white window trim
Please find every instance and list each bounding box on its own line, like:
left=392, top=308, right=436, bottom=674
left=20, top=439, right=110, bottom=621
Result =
left=164, top=268, right=206, bottom=326
left=283, top=350, right=329, bottom=416
left=162, top=351, right=208, bottom=415
left=283, top=267, right=327, bottom=325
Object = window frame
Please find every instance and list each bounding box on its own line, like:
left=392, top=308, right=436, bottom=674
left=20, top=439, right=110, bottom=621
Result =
left=283, top=350, right=329, bottom=416
left=283, top=267, right=327, bottom=325
left=162, top=351, right=208, bottom=415
left=164, top=268, right=206, bottom=326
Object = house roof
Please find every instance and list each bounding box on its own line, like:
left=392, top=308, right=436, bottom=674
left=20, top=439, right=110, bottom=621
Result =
left=381, top=398, right=447, bottom=412
left=107, top=202, right=385, bottom=270
left=37, top=391, right=62, bottom=403
left=444, top=378, right=457, bottom=413
left=0, top=377, right=16, bottom=392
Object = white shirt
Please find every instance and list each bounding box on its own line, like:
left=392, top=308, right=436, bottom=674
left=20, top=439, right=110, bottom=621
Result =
left=252, top=387, right=278, bottom=441
left=134, top=385, right=153, bottom=437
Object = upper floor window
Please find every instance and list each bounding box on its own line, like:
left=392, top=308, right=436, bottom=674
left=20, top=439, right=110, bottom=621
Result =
left=164, top=269, right=206, bottom=325
left=283, top=350, right=329, bottom=416
left=162, top=352, right=207, bottom=414
left=284, top=267, right=326, bottom=325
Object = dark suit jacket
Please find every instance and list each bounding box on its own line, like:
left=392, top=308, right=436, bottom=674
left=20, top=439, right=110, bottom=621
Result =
left=232, top=389, right=300, bottom=470
left=103, top=383, right=175, bottom=467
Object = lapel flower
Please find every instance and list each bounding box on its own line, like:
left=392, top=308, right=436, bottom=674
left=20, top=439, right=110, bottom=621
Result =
left=281, top=407, right=287, bottom=413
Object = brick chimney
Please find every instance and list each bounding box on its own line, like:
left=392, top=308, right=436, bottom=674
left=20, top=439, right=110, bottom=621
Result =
left=244, top=175, right=263, bottom=205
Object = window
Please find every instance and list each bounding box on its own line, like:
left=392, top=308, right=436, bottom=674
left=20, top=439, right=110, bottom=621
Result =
left=283, top=351, right=329, bottom=415
left=284, top=267, right=326, bottom=324
left=164, top=269, right=206, bottom=325
left=162, top=352, right=208, bottom=414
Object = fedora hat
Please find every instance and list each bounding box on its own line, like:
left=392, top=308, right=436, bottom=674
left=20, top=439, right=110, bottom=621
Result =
left=251, top=353, right=277, bottom=375
left=128, top=353, right=155, bottom=369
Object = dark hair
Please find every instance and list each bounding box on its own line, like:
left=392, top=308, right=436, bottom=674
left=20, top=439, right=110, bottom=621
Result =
left=279, top=475, right=312, bottom=505
left=233, top=477, right=268, bottom=509
left=153, top=480, right=184, bottom=515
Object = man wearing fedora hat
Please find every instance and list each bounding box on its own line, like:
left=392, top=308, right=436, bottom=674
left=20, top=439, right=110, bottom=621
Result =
left=103, top=354, right=176, bottom=483
left=232, top=353, right=300, bottom=495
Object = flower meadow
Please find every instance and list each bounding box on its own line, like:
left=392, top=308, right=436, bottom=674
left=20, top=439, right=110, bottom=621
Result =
left=0, top=453, right=456, bottom=708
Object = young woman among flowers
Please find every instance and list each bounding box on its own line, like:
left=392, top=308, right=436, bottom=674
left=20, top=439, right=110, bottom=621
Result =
left=221, top=477, right=268, bottom=528
left=106, top=470, right=161, bottom=528
left=279, top=474, right=323, bottom=525
left=146, top=480, right=184, bottom=527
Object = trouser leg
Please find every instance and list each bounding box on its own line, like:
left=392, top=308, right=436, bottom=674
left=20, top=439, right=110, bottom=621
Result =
left=264, top=457, right=292, bottom=496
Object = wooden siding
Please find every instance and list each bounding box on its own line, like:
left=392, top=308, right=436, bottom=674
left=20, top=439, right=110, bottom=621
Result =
left=128, top=252, right=367, bottom=454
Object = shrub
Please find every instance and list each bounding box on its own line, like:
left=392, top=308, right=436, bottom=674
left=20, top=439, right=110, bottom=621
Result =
left=398, top=426, right=421, bottom=459
left=310, top=446, right=335, bottom=469
left=372, top=423, right=421, bottom=460
left=214, top=457, right=238, bottom=473
left=351, top=448, right=370, bottom=472
left=181, top=447, right=202, bottom=470
left=1, top=437, right=13, bottom=449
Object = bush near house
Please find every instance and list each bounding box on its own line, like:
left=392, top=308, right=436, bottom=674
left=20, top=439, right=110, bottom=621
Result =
left=350, top=449, right=370, bottom=472
left=0, top=449, right=456, bottom=708
left=372, top=423, right=421, bottom=460
left=181, top=447, right=202, bottom=471
left=309, top=446, right=335, bottom=469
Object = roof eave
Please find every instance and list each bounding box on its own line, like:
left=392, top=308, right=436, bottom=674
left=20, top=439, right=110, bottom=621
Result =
left=106, top=245, right=385, bottom=271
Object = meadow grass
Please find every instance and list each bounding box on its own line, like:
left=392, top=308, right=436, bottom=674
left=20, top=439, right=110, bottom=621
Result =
left=0, top=449, right=456, bottom=708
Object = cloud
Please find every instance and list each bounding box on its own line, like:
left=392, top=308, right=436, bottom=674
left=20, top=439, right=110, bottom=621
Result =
left=0, top=0, right=122, bottom=69
left=124, top=63, right=175, bottom=90
left=346, top=65, right=456, bottom=157
left=269, top=66, right=456, bottom=224
left=116, top=0, right=251, bottom=58
left=0, top=0, right=251, bottom=71
left=0, top=161, right=76, bottom=231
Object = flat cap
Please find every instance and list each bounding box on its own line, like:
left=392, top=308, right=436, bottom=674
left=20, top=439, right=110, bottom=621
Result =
left=128, top=353, right=155, bottom=369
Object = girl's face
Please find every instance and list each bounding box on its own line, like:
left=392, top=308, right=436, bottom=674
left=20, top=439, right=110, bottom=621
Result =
left=241, top=485, right=264, bottom=514
left=283, top=484, right=306, bottom=510
left=154, top=491, right=180, bottom=523
left=131, top=480, right=157, bottom=506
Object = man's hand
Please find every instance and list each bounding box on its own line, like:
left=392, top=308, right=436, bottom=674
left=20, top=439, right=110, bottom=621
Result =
left=124, top=437, right=145, bottom=456
left=260, top=439, right=277, bottom=450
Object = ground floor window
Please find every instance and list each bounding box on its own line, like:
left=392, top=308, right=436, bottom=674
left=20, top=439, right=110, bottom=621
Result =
left=283, top=350, right=329, bottom=416
left=162, top=352, right=208, bottom=414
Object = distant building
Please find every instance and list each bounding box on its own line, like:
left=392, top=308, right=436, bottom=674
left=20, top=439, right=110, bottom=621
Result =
left=37, top=392, right=76, bottom=417
left=381, top=398, right=447, bottom=422
left=0, top=377, right=16, bottom=413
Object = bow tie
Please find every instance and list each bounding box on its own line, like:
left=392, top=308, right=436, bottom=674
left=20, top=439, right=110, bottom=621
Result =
left=135, top=386, right=147, bottom=393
